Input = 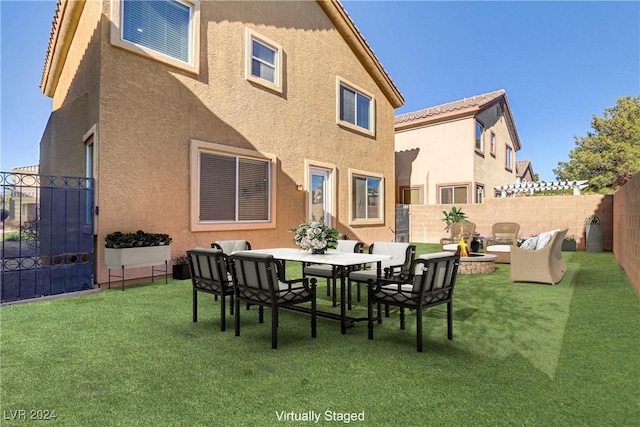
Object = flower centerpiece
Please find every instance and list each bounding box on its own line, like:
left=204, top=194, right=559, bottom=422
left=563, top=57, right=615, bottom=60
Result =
left=290, top=219, right=341, bottom=254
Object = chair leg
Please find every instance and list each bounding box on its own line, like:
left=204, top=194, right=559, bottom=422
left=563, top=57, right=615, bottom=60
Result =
left=272, top=307, right=278, bottom=349
left=220, top=294, right=226, bottom=332
left=357, top=282, right=362, bottom=302
left=312, top=296, right=317, bottom=339
left=234, top=298, right=241, bottom=337
left=447, top=301, right=453, bottom=340
left=192, top=290, right=198, bottom=322
left=385, top=304, right=390, bottom=317
left=416, top=308, right=423, bottom=352
left=367, top=296, right=374, bottom=340
left=229, top=294, right=234, bottom=315
left=400, top=307, right=405, bottom=330
left=259, top=306, right=264, bottom=323
left=377, top=302, right=382, bottom=324
left=326, top=278, right=331, bottom=297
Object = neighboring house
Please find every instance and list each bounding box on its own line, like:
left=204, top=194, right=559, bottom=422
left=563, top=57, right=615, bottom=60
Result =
left=38, top=0, right=403, bottom=284
left=5, top=165, right=39, bottom=224
left=516, top=160, right=535, bottom=183
left=394, top=89, right=521, bottom=205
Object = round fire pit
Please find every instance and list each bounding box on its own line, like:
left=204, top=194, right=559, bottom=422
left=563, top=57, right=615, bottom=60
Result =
left=458, top=253, right=497, bottom=275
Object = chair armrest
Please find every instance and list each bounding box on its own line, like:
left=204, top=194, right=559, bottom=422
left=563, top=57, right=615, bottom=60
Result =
left=367, top=275, right=412, bottom=292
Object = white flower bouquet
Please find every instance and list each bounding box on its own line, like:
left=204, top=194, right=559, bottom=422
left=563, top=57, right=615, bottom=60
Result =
left=290, top=220, right=340, bottom=253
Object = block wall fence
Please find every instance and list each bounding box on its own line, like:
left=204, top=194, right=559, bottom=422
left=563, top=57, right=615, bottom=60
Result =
left=613, top=174, right=640, bottom=296
left=406, top=194, right=613, bottom=251
left=406, top=178, right=639, bottom=297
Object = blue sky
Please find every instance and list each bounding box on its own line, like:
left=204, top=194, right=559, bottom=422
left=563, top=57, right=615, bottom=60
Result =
left=1, top=1, right=639, bottom=181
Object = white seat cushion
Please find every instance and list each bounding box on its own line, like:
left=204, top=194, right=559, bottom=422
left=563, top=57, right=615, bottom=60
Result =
left=486, top=245, right=511, bottom=253
left=442, top=244, right=458, bottom=251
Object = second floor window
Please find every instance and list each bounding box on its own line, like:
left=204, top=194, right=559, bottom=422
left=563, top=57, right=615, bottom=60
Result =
left=251, top=40, right=276, bottom=84
left=475, top=121, right=484, bottom=151
left=339, top=81, right=373, bottom=133
left=122, top=0, right=192, bottom=63
left=506, top=145, right=513, bottom=170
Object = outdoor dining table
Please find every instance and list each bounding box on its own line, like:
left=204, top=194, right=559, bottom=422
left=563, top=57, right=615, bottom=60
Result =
left=249, top=248, right=391, bottom=334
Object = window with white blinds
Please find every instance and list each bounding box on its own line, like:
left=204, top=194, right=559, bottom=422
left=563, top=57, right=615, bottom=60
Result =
left=199, top=152, right=270, bottom=222
left=122, top=0, right=192, bottom=63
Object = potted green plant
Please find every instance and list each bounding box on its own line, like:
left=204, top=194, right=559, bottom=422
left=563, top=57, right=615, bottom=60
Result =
left=104, top=230, right=172, bottom=268
left=441, top=206, right=468, bottom=232
left=172, top=255, right=190, bottom=280
left=562, top=234, right=577, bottom=252
left=584, top=215, right=602, bottom=252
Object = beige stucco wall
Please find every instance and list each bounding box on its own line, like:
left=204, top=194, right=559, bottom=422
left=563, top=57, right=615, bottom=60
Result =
left=395, top=104, right=517, bottom=205
left=613, top=174, right=640, bottom=296
left=407, top=194, right=614, bottom=252
left=40, top=0, right=102, bottom=176
left=40, top=1, right=398, bottom=284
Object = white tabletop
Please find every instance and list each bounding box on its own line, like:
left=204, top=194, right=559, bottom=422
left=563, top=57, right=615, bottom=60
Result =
left=249, top=248, right=390, bottom=267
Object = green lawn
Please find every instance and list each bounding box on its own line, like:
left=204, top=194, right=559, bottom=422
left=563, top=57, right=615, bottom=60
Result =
left=1, top=244, right=638, bottom=426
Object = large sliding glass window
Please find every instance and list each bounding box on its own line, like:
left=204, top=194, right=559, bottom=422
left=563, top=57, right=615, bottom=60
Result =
left=199, top=152, right=270, bottom=222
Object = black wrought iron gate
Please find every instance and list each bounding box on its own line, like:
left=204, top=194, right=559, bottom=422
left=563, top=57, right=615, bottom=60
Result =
left=1, top=172, right=94, bottom=303
left=395, top=204, right=410, bottom=243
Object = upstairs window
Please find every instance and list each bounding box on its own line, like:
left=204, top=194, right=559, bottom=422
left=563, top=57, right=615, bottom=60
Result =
left=506, top=145, right=514, bottom=170
left=123, top=0, right=191, bottom=62
left=337, top=78, right=375, bottom=135
left=245, top=29, right=283, bottom=92
left=475, top=121, right=484, bottom=151
left=112, top=0, right=200, bottom=73
left=490, top=131, right=496, bottom=155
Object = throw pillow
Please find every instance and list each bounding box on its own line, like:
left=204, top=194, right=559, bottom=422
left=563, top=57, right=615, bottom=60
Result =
left=535, top=230, right=555, bottom=250
left=520, top=236, right=538, bottom=250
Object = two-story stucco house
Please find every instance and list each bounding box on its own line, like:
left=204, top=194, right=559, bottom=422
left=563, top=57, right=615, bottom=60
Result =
left=39, top=0, right=403, bottom=284
left=394, top=90, right=521, bottom=205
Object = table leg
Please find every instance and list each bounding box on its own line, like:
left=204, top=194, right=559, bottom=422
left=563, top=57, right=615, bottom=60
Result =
left=340, top=268, right=346, bottom=334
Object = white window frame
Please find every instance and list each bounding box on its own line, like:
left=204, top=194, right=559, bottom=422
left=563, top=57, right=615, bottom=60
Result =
left=110, top=0, right=200, bottom=74
left=189, top=140, right=277, bottom=231
left=245, top=28, right=283, bottom=92
left=349, top=168, right=384, bottom=225
left=439, top=185, right=468, bottom=204
left=336, top=77, right=375, bottom=136
left=475, top=184, right=484, bottom=204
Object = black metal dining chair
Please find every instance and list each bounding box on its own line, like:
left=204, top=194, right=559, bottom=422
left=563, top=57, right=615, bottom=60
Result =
left=229, top=251, right=317, bottom=349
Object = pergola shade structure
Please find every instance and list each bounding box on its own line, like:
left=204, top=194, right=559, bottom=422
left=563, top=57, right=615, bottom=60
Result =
left=495, top=180, right=589, bottom=197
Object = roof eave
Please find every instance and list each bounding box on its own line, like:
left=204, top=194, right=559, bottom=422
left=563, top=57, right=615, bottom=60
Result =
left=395, top=106, right=480, bottom=131
left=317, top=0, right=404, bottom=108
left=40, top=0, right=86, bottom=98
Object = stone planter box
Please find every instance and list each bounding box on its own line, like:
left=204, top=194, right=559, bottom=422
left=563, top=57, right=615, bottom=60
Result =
left=105, top=245, right=171, bottom=290
left=105, top=245, right=171, bottom=269
left=561, top=241, right=577, bottom=251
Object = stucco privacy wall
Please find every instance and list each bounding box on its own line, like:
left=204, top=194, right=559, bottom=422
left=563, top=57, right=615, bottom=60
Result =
left=613, top=174, right=640, bottom=296
left=407, top=194, right=613, bottom=251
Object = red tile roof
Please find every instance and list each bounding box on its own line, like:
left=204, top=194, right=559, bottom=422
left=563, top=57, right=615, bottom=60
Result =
left=395, top=89, right=505, bottom=124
